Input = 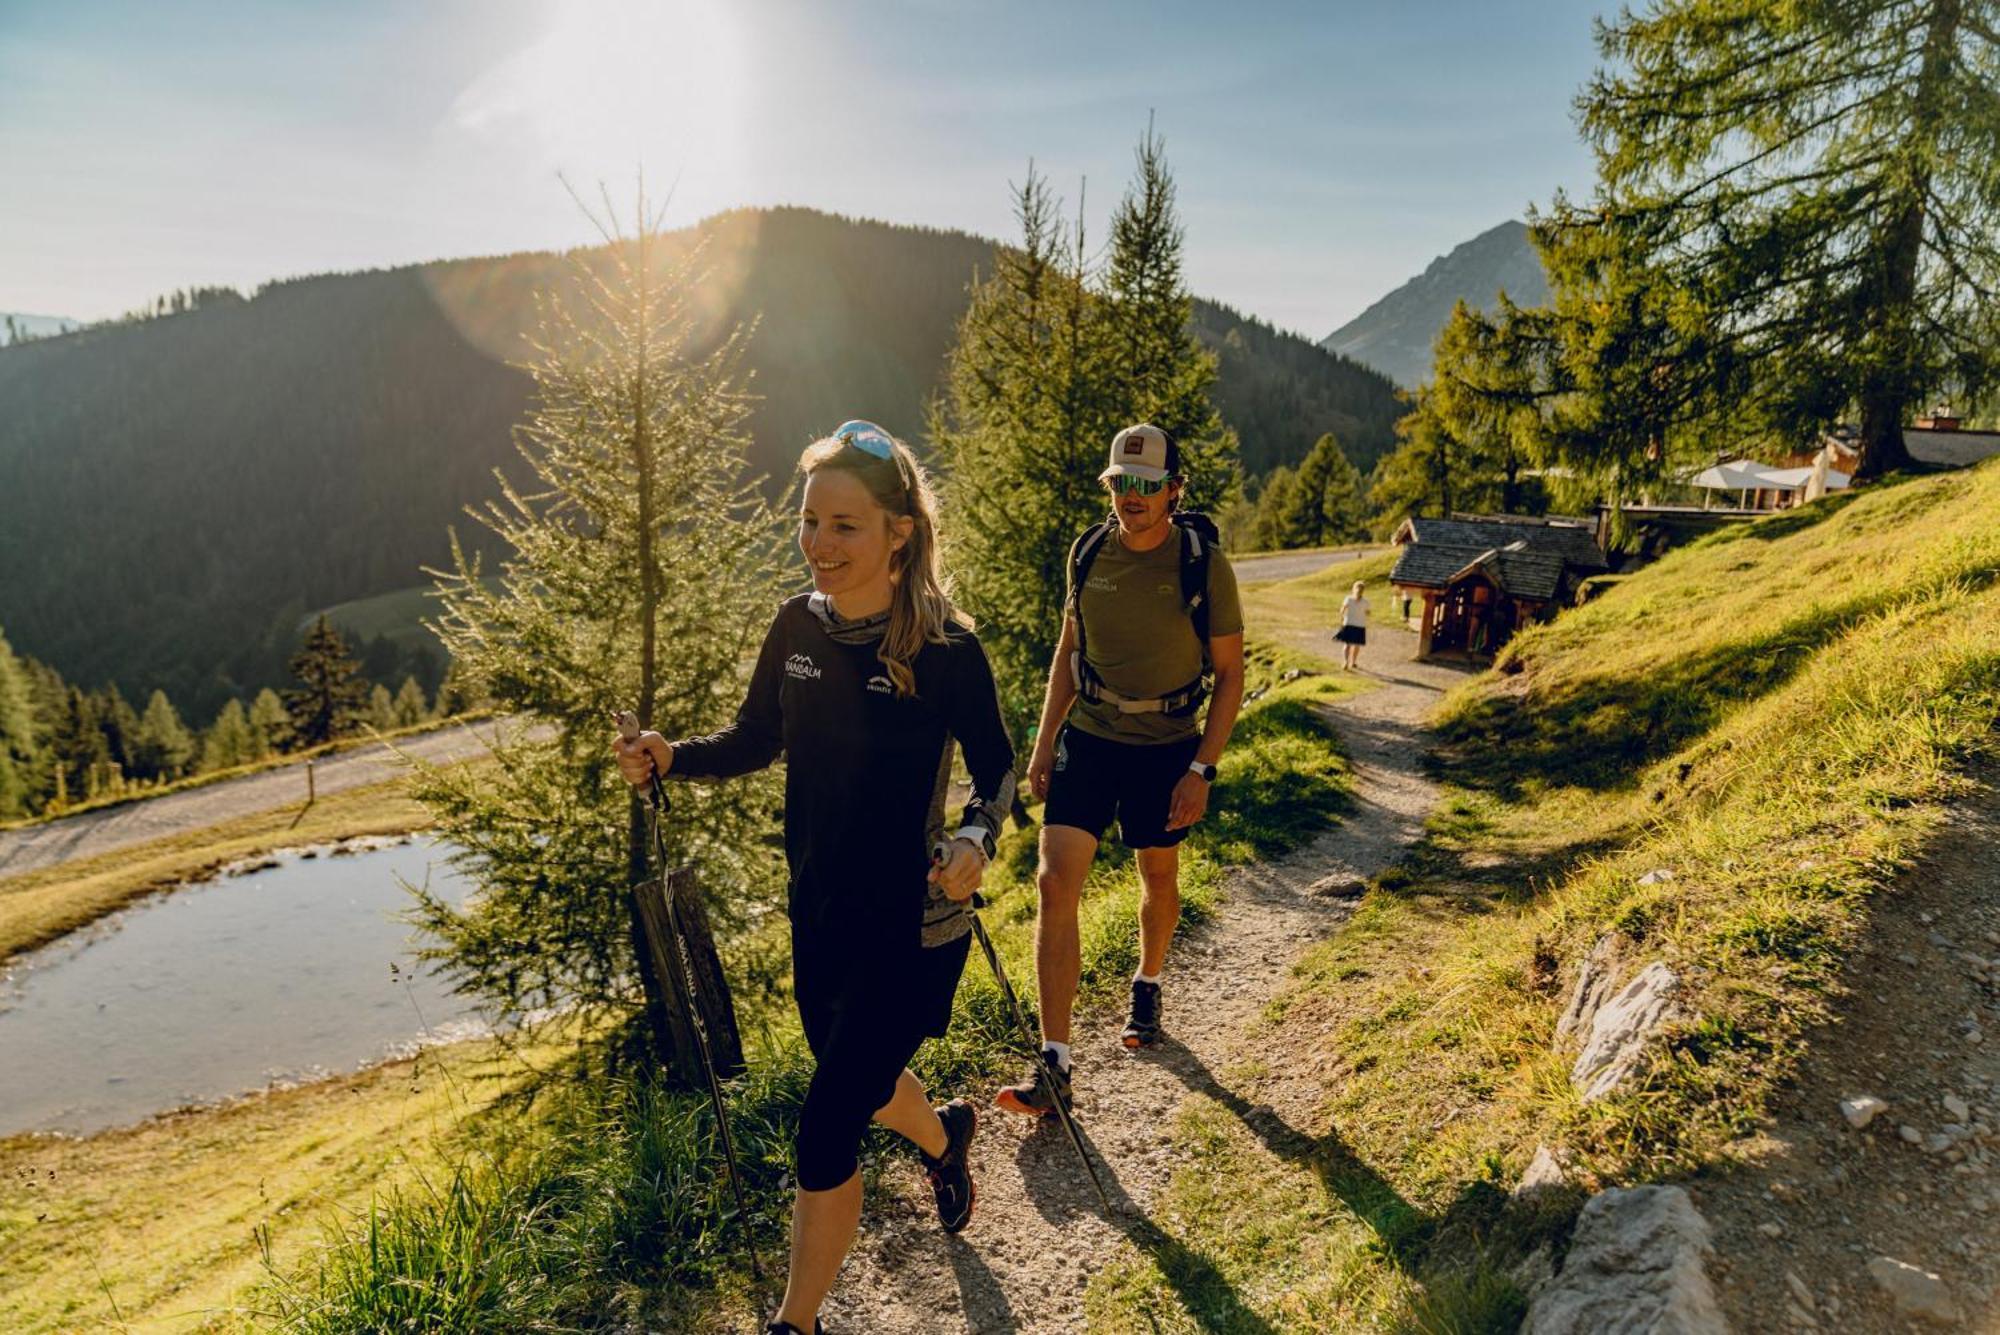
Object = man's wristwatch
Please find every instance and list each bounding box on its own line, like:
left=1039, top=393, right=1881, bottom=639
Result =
left=1188, top=760, right=1218, bottom=782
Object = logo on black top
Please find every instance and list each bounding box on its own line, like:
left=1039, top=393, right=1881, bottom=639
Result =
left=785, top=653, right=822, bottom=681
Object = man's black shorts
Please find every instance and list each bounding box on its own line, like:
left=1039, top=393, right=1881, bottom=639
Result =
left=1043, top=723, right=1202, bottom=849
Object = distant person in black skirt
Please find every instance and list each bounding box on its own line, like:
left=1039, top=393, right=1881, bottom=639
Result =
left=613, top=421, right=1014, bottom=1335
left=1337, top=579, right=1369, bottom=671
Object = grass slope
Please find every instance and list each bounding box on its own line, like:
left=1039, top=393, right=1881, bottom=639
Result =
left=1086, top=461, right=2000, bottom=1330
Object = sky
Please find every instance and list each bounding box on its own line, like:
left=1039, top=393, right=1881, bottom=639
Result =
left=0, top=0, right=1607, bottom=339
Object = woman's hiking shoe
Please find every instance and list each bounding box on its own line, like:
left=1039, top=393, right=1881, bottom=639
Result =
left=764, top=1321, right=824, bottom=1335
left=921, top=1098, right=978, bottom=1232
left=994, top=1048, right=1072, bottom=1119
left=1122, top=980, right=1163, bottom=1048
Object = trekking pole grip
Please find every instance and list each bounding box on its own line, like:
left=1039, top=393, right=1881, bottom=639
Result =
left=615, top=709, right=670, bottom=815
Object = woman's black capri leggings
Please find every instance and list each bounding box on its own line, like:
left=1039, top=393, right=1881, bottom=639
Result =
left=792, top=932, right=969, bottom=1192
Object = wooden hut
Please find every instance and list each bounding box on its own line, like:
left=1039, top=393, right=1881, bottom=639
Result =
left=1389, top=515, right=1610, bottom=659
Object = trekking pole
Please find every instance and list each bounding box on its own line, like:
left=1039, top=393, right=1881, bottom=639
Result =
left=617, top=712, right=766, bottom=1282
left=942, top=849, right=1114, bottom=1213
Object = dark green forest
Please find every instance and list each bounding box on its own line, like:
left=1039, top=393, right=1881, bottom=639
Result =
left=0, top=206, right=1398, bottom=715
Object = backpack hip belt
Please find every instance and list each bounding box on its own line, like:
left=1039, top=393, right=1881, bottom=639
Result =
left=1069, top=653, right=1209, bottom=716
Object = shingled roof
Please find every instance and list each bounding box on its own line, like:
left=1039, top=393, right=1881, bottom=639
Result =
left=1397, top=515, right=1610, bottom=573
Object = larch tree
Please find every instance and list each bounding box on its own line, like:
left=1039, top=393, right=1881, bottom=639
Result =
left=411, top=188, right=788, bottom=1084
left=1555, top=0, right=2000, bottom=478
left=248, top=687, right=290, bottom=757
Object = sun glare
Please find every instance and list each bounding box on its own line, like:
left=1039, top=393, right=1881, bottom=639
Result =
left=451, top=0, right=750, bottom=204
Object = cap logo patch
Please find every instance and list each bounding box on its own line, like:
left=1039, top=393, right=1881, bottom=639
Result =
left=1124, top=437, right=1144, bottom=454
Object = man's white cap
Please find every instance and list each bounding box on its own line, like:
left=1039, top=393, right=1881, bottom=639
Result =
left=1100, top=423, right=1179, bottom=483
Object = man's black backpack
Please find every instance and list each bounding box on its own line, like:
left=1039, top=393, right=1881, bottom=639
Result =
left=1065, top=510, right=1220, bottom=717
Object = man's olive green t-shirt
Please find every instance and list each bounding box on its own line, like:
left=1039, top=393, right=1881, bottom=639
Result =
left=1066, top=528, right=1242, bottom=745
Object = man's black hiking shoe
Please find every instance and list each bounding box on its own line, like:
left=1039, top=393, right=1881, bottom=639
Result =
left=1122, top=980, right=1163, bottom=1048
left=921, top=1098, right=977, bottom=1232
left=993, top=1048, right=1072, bottom=1119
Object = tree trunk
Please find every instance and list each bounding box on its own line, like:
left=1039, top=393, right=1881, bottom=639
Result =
left=622, top=207, right=739, bottom=1087
left=1855, top=0, right=1959, bottom=481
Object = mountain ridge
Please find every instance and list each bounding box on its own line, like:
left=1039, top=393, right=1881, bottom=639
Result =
left=1321, top=219, right=1550, bottom=388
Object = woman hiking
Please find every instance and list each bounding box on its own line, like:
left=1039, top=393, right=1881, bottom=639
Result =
left=613, top=421, right=1014, bottom=1335
left=1336, top=579, right=1369, bottom=671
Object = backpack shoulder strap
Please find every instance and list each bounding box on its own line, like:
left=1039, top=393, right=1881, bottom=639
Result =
left=1067, top=519, right=1116, bottom=616
left=1172, top=513, right=1217, bottom=644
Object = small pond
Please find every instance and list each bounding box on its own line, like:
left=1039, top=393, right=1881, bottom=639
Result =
left=0, top=837, right=483, bottom=1136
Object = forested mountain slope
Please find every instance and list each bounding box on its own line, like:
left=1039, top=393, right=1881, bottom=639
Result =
left=0, top=207, right=1400, bottom=712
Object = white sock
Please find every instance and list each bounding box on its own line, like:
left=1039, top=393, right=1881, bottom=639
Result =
left=1044, top=1040, right=1072, bottom=1071
left=1134, top=971, right=1162, bottom=986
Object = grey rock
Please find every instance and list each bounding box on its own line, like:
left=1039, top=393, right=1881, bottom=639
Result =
left=1515, top=1144, right=1569, bottom=1199
left=1867, top=1256, right=1962, bottom=1325
left=1841, top=1095, right=1888, bottom=1129
left=1558, top=935, right=1622, bottom=1047
left=1784, top=1270, right=1815, bottom=1311
left=1945, top=1094, right=1971, bottom=1121
left=1572, top=962, right=1681, bottom=1103
left=1638, top=868, right=1676, bottom=886
left=1525, top=1185, right=1726, bottom=1334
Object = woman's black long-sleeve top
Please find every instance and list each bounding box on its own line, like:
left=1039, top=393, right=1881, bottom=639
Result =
left=668, top=593, right=1016, bottom=951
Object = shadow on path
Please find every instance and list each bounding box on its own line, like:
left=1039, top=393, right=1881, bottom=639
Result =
left=1013, top=1115, right=1285, bottom=1335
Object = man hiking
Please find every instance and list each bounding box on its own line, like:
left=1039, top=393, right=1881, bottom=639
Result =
left=995, top=423, right=1244, bottom=1120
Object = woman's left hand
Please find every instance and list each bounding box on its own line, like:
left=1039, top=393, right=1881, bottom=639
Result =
left=928, top=837, right=987, bottom=902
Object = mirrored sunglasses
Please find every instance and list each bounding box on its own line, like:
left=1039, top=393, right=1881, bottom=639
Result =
left=1107, top=474, right=1169, bottom=496
left=833, top=420, right=898, bottom=461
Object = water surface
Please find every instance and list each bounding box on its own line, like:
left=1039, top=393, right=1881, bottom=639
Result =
left=0, top=838, right=482, bottom=1136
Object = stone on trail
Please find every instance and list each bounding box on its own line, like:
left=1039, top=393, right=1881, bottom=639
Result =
left=1556, top=935, right=1622, bottom=1046
left=1514, top=1144, right=1568, bottom=1199
left=1637, top=868, right=1676, bottom=886
left=1571, top=961, right=1681, bottom=1104
left=1840, top=1095, right=1888, bottom=1129
left=1525, top=1185, right=1726, bottom=1334
left=1866, top=1256, right=1963, bottom=1325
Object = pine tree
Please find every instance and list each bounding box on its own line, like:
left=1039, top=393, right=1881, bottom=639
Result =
left=391, top=675, right=429, bottom=728
left=932, top=166, right=1124, bottom=723
left=200, top=698, right=256, bottom=772
left=0, top=626, right=41, bottom=818
left=1368, top=392, right=1459, bottom=530
left=410, top=188, right=788, bottom=1083
left=1246, top=465, right=1300, bottom=550
left=248, top=687, right=289, bottom=757
left=367, top=683, right=395, bottom=732
left=1103, top=122, right=1241, bottom=512
left=49, top=686, right=110, bottom=806
left=94, top=684, right=140, bottom=786
left=1550, top=0, right=2000, bottom=478
left=131, top=689, right=195, bottom=781
left=1278, top=433, right=1370, bottom=547
left=935, top=129, right=1239, bottom=723
left=284, top=616, right=368, bottom=748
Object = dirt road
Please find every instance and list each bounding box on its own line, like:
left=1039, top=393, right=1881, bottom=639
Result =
left=1231, top=545, right=1386, bottom=586
left=0, top=720, right=512, bottom=880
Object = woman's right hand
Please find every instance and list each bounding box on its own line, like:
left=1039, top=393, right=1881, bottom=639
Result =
left=612, top=730, right=673, bottom=786
left=1026, top=740, right=1056, bottom=801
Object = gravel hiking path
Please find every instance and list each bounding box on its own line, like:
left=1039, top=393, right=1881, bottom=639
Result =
left=0, top=720, right=515, bottom=880
left=778, top=627, right=1471, bottom=1334
left=1698, top=772, right=2000, bottom=1331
